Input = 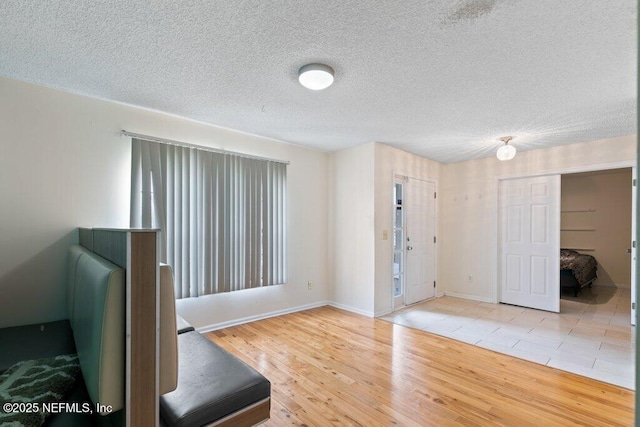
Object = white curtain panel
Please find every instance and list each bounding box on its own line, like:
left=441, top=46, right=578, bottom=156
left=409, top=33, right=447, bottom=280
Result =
left=131, top=138, right=286, bottom=298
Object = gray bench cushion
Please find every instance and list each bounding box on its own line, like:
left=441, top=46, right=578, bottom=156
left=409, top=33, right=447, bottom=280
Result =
left=160, top=331, right=270, bottom=427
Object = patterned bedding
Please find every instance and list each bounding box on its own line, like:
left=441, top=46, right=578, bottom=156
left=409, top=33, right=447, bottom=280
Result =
left=560, top=249, right=597, bottom=285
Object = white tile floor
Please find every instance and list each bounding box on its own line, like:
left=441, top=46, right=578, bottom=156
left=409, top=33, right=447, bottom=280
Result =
left=381, top=285, right=635, bottom=389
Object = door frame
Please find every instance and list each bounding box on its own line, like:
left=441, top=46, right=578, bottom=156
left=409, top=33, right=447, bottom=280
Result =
left=631, top=166, right=636, bottom=325
left=493, top=160, right=636, bottom=304
left=392, top=172, right=439, bottom=311
left=392, top=176, right=407, bottom=311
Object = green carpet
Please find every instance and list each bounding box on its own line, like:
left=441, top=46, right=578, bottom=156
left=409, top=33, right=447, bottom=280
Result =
left=0, top=354, right=80, bottom=427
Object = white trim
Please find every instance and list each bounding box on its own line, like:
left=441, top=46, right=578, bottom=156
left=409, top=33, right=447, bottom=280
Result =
left=125, top=233, right=132, bottom=427
left=444, top=292, right=494, bottom=303
left=495, top=160, right=635, bottom=181
left=391, top=172, right=406, bottom=312
left=154, top=231, right=160, bottom=427
left=374, top=308, right=394, bottom=317
left=327, top=302, right=375, bottom=317
left=195, top=301, right=329, bottom=333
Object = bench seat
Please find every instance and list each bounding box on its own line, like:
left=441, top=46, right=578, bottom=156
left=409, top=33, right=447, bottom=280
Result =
left=160, top=327, right=270, bottom=427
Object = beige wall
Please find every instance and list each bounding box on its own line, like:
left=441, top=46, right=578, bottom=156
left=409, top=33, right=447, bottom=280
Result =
left=0, top=76, right=330, bottom=329
left=561, top=169, right=632, bottom=287
left=440, top=135, right=636, bottom=302
left=2, top=76, right=636, bottom=329
left=329, top=142, right=442, bottom=316
left=373, top=143, right=441, bottom=315
left=328, top=143, right=376, bottom=315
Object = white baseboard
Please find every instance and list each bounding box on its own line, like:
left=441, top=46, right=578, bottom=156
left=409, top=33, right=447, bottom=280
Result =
left=374, top=308, right=394, bottom=317
left=326, top=302, right=374, bottom=318
left=443, top=292, right=494, bottom=303
left=196, top=301, right=330, bottom=333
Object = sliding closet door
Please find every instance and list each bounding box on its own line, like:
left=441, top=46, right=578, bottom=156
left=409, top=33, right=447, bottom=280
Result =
left=500, top=175, right=560, bottom=312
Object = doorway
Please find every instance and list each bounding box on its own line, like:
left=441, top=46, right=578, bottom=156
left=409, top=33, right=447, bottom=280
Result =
left=560, top=168, right=634, bottom=325
left=393, top=176, right=436, bottom=310
left=497, top=165, right=636, bottom=322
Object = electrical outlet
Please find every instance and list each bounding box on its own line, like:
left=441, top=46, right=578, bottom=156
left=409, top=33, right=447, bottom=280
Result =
left=307, top=281, right=312, bottom=290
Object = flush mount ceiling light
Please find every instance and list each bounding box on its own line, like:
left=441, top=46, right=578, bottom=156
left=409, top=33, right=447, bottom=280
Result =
left=496, top=136, right=516, bottom=161
left=298, top=63, right=334, bottom=90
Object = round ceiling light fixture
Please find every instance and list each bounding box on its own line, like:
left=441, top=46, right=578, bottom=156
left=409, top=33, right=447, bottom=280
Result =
left=496, top=136, right=516, bottom=161
left=298, top=63, right=334, bottom=90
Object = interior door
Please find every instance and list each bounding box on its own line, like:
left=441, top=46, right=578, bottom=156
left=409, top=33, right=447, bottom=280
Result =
left=500, top=175, right=561, bottom=312
left=405, top=179, right=436, bottom=305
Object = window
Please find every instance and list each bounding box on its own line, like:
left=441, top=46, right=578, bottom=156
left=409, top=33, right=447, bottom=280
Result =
left=131, top=138, right=286, bottom=298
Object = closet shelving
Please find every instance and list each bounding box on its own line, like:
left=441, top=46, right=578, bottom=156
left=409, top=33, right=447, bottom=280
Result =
left=561, top=209, right=596, bottom=252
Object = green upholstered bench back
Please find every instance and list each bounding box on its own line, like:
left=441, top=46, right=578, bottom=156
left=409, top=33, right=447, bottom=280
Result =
left=67, top=245, right=125, bottom=414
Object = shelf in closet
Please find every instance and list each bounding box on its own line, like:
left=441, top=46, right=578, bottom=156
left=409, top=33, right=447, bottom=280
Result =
left=561, top=209, right=596, bottom=213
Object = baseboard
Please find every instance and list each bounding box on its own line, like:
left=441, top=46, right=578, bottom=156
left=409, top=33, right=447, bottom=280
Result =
left=327, top=302, right=375, bottom=318
left=197, top=299, right=421, bottom=333
left=196, top=301, right=330, bottom=333
left=594, top=283, right=631, bottom=289
left=443, top=292, right=494, bottom=303
left=374, top=308, right=394, bottom=317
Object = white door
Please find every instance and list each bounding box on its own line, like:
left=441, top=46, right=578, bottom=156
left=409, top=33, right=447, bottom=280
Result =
left=500, top=175, right=561, bottom=312
left=631, top=167, right=637, bottom=326
left=405, top=179, right=436, bottom=305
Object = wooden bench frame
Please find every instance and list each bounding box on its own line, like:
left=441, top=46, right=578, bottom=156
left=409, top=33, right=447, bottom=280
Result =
left=80, top=228, right=160, bottom=427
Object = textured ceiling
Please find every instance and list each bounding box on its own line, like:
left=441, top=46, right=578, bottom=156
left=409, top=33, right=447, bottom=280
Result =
left=0, top=1, right=636, bottom=163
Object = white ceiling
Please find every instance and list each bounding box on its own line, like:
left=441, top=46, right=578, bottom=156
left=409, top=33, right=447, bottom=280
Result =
left=0, top=1, right=636, bottom=163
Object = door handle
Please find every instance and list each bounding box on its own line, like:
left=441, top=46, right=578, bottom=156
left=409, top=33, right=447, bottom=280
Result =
left=407, top=246, right=413, bottom=251
left=627, top=248, right=632, bottom=254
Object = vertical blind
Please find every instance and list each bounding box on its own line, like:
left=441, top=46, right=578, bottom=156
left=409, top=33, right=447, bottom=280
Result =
left=131, top=138, right=287, bottom=298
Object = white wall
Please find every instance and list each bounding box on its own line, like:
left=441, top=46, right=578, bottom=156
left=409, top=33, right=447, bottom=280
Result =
left=329, top=143, right=376, bottom=316
left=439, top=135, right=637, bottom=302
left=0, top=76, right=330, bottom=329
left=373, top=143, right=441, bottom=315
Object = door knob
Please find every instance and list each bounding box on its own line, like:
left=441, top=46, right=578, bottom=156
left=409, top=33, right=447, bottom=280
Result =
left=407, top=246, right=413, bottom=251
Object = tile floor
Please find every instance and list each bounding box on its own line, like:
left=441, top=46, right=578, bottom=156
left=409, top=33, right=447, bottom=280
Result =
left=381, top=285, right=635, bottom=389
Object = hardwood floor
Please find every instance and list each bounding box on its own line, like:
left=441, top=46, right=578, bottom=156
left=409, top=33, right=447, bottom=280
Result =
left=206, top=306, right=634, bottom=426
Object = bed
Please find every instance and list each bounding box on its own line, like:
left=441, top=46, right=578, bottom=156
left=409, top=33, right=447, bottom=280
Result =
left=560, top=249, right=597, bottom=296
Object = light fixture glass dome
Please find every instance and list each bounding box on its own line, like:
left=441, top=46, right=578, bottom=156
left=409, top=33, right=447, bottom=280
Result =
left=496, top=143, right=516, bottom=161
left=298, top=63, right=334, bottom=90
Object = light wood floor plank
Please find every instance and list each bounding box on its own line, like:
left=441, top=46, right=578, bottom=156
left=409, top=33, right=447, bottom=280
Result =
left=206, top=306, right=634, bottom=426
